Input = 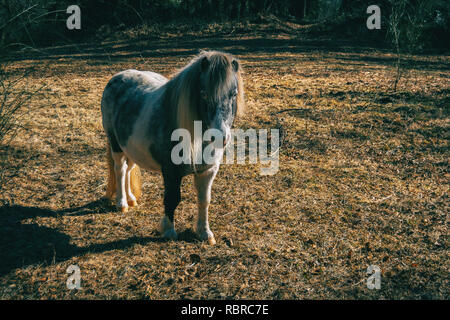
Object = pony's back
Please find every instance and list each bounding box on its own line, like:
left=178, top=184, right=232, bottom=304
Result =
left=101, top=69, right=168, bottom=205
left=102, top=70, right=167, bottom=107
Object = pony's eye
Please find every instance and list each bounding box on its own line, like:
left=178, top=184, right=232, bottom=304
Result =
left=200, top=90, right=207, bottom=100
left=231, top=89, right=238, bottom=97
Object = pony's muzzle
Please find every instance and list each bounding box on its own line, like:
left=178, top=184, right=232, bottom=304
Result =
left=211, top=132, right=228, bottom=148
left=208, top=127, right=230, bottom=148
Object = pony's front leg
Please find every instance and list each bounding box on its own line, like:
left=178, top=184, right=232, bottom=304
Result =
left=159, top=170, right=181, bottom=240
left=111, top=152, right=129, bottom=213
left=194, top=167, right=218, bottom=245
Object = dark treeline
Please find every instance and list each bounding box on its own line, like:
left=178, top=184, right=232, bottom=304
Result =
left=0, top=0, right=449, bottom=51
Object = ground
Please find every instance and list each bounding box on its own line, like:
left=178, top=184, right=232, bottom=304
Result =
left=0, top=23, right=448, bottom=299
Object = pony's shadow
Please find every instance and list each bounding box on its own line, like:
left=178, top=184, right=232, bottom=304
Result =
left=0, top=199, right=199, bottom=276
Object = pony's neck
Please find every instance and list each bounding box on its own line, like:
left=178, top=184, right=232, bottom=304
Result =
left=163, top=62, right=201, bottom=130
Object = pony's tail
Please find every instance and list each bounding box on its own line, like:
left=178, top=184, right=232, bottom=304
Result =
left=105, top=142, right=116, bottom=200
left=105, top=142, right=142, bottom=202
left=129, top=163, right=142, bottom=202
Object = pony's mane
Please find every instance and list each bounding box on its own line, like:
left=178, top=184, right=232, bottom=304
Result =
left=163, top=51, right=244, bottom=166
left=165, top=51, right=244, bottom=128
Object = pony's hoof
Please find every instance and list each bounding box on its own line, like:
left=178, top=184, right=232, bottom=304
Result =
left=128, top=200, right=137, bottom=207
left=105, top=193, right=114, bottom=201
left=197, top=230, right=216, bottom=245
left=162, top=228, right=178, bottom=241
left=207, top=237, right=216, bottom=245
left=120, top=206, right=129, bottom=213
left=159, top=216, right=177, bottom=240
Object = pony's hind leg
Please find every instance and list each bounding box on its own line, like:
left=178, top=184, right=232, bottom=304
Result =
left=125, top=159, right=137, bottom=207
left=111, top=151, right=129, bottom=213
left=194, top=167, right=218, bottom=245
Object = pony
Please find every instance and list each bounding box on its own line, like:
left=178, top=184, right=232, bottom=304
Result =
left=101, top=51, right=244, bottom=245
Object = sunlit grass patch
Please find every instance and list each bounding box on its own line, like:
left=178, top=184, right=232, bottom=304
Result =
left=0, top=36, right=448, bottom=299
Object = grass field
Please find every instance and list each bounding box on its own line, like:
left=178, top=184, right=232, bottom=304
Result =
left=0, top=27, right=449, bottom=299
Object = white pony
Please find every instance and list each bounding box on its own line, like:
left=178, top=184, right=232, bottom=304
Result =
left=101, top=51, right=244, bottom=244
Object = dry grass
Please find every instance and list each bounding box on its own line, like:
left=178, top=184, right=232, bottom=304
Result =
left=0, top=30, right=448, bottom=299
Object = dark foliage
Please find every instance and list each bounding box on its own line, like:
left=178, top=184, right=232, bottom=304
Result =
left=0, top=0, right=448, bottom=51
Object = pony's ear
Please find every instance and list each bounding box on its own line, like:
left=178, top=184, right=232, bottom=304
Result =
left=232, top=59, right=239, bottom=72
left=201, top=56, right=209, bottom=71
